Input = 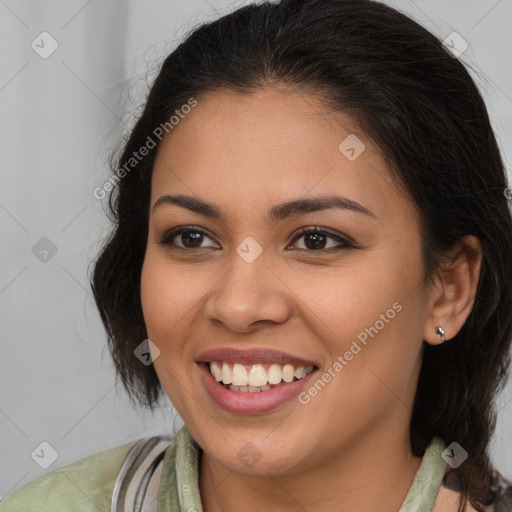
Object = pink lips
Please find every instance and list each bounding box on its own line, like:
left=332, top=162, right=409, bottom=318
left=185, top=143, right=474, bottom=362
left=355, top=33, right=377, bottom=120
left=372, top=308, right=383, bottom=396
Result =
left=197, top=348, right=317, bottom=368
left=197, top=348, right=318, bottom=414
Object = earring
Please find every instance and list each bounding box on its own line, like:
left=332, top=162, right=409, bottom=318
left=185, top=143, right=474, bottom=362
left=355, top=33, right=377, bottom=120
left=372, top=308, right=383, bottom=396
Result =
left=435, top=326, right=446, bottom=342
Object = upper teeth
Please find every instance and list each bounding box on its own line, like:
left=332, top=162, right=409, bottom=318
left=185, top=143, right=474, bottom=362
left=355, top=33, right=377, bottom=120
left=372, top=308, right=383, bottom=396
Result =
left=209, top=362, right=314, bottom=387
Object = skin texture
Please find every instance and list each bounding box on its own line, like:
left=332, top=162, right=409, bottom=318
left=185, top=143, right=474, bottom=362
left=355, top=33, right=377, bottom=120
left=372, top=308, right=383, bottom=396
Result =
left=140, top=86, right=482, bottom=512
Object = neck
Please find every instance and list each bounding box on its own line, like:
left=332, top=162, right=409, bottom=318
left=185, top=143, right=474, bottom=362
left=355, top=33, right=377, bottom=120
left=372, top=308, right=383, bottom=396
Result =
left=199, top=427, right=423, bottom=512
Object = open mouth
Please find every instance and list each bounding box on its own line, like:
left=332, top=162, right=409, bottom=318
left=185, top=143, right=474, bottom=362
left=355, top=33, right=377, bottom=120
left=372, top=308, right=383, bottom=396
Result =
left=208, top=361, right=316, bottom=393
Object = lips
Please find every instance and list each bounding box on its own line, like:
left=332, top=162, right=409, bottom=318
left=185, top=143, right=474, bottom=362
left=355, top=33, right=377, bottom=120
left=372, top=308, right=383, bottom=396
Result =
left=196, top=348, right=319, bottom=413
left=197, top=348, right=317, bottom=367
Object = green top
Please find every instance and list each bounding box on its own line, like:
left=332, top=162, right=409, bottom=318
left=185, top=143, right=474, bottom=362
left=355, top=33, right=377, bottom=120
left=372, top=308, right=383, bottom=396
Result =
left=1, top=426, right=449, bottom=511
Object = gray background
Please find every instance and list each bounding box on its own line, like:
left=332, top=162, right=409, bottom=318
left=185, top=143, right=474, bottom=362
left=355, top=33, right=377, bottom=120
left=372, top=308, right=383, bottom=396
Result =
left=1, top=0, right=511, bottom=498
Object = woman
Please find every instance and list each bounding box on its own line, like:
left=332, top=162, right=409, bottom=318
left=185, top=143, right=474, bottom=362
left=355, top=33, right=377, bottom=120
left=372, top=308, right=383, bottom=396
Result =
left=2, top=0, right=512, bottom=511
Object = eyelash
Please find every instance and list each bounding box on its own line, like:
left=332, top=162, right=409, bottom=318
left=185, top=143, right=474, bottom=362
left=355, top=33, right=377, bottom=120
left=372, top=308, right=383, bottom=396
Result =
left=157, top=225, right=355, bottom=255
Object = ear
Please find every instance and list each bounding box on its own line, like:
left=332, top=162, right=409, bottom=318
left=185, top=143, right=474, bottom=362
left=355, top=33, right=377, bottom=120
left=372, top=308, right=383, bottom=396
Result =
left=423, top=235, right=482, bottom=346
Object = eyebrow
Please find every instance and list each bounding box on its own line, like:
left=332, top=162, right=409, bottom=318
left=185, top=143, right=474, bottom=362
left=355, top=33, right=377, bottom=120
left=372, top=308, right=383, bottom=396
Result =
left=153, top=194, right=376, bottom=223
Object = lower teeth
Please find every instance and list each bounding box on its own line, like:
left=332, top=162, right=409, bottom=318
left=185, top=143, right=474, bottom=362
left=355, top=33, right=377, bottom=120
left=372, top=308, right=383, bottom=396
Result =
left=224, top=379, right=299, bottom=393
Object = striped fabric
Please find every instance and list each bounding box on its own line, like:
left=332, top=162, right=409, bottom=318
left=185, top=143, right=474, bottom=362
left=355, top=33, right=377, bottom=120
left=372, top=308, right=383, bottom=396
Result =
left=110, top=436, right=172, bottom=512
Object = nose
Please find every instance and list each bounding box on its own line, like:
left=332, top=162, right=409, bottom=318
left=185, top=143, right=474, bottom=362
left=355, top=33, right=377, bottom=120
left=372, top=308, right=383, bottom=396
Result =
left=203, top=250, right=292, bottom=333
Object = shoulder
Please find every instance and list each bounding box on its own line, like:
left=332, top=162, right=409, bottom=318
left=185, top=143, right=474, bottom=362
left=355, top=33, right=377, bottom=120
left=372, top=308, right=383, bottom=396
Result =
left=433, top=476, right=512, bottom=512
left=0, top=438, right=142, bottom=512
left=433, top=484, right=483, bottom=511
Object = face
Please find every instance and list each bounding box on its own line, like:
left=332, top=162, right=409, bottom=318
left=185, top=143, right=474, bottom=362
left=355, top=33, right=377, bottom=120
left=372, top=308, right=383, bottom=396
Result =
left=140, top=86, right=432, bottom=477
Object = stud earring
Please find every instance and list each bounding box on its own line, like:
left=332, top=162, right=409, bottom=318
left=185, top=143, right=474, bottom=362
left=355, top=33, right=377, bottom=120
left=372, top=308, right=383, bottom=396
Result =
left=435, top=326, right=446, bottom=342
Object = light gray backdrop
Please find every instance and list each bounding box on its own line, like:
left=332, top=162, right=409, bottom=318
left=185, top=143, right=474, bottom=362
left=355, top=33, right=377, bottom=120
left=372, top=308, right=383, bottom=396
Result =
left=1, top=0, right=511, bottom=498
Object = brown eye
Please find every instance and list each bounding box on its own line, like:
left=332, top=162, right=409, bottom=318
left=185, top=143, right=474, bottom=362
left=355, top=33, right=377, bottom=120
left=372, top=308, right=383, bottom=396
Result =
left=158, top=227, right=219, bottom=250
left=289, top=227, right=353, bottom=253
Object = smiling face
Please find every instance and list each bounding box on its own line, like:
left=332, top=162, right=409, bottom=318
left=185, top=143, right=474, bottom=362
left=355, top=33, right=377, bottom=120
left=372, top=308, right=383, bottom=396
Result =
left=140, top=86, right=434, bottom=478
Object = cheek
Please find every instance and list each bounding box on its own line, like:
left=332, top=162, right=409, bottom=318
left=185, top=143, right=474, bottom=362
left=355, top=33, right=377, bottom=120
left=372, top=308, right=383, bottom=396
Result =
left=299, top=259, right=414, bottom=342
left=140, top=248, right=201, bottom=338
left=140, top=255, right=175, bottom=338
left=140, top=253, right=193, bottom=368
left=302, top=291, right=425, bottom=443
left=139, top=249, right=200, bottom=409
left=140, top=247, right=223, bottom=375
left=310, top=246, right=426, bottom=382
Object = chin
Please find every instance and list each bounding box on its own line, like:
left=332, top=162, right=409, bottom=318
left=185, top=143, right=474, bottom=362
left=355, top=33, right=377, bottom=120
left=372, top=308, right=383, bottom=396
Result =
left=199, top=431, right=313, bottom=478
left=209, top=447, right=303, bottom=477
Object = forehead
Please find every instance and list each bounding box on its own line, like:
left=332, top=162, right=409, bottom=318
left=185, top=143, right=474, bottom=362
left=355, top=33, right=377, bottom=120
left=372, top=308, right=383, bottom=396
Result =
left=150, top=87, right=414, bottom=225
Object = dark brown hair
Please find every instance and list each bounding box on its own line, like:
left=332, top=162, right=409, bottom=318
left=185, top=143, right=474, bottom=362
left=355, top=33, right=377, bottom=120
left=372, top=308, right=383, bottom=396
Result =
left=90, top=1, right=512, bottom=510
